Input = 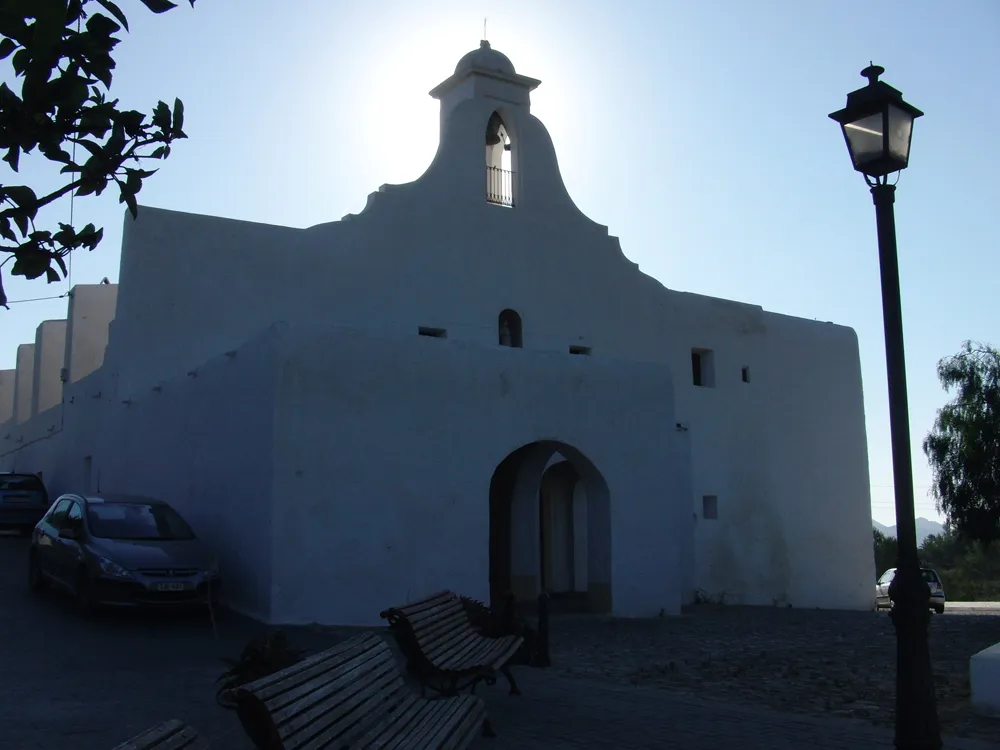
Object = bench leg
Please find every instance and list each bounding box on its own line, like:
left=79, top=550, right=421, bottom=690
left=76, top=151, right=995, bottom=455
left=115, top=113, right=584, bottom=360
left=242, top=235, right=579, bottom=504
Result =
left=482, top=718, right=497, bottom=738
left=501, top=665, right=522, bottom=696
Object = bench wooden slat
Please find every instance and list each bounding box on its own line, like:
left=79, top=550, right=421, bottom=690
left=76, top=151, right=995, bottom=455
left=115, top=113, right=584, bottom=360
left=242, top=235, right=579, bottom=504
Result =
left=487, top=636, right=524, bottom=670
left=235, top=632, right=486, bottom=750
left=111, top=720, right=209, bottom=750
left=410, top=611, right=467, bottom=648
left=381, top=590, right=525, bottom=699
left=252, top=635, right=382, bottom=702
left=364, top=695, right=484, bottom=750
left=386, top=699, right=457, bottom=749
left=391, top=591, right=456, bottom=617
left=422, top=625, right=481, bottom=664
left=273, top=651, right=401, bottom=735
left=267, top=643, right=396, bottom=720
left=437, top=635, right=504, bottom=671
left=405, top=601, right=466, bottom=632
left=399, top=696, right=476, bottom=749
left=344, top=695, right=429, bottom=749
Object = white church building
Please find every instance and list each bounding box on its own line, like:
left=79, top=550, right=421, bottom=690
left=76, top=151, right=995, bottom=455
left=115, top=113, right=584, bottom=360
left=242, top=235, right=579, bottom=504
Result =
left=0, top=42, right=876, bottom=626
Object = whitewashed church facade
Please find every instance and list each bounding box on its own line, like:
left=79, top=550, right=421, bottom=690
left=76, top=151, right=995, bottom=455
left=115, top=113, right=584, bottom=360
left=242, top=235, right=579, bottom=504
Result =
left=0, top=42, right=876, bottom=625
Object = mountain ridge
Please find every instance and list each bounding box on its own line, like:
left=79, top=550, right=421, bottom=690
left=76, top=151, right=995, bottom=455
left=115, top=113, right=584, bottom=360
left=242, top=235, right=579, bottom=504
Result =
left=872, top=517, right=946, bottom=547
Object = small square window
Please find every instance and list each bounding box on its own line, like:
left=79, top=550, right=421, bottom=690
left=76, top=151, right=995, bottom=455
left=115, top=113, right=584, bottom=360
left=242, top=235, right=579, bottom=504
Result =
left=741, top=366, right=750, bottom=383
left=691, top=348, right=715, bottom=387
left=569, top=345, right=592, bottom=356
left=418, top=327, right=447, bottom=338
left=702, top=495, right=718, bottom=520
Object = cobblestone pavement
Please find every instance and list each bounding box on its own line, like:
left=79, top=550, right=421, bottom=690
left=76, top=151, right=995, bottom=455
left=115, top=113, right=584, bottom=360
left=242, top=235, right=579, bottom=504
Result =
left=1, top=535, right=996, bottom=750
left=547, top=603, right=1000, bottom=742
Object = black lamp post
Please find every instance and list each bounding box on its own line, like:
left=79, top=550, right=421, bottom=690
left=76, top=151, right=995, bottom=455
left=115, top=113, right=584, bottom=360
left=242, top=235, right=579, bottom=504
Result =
left=829, top=67, right=939, bottom=749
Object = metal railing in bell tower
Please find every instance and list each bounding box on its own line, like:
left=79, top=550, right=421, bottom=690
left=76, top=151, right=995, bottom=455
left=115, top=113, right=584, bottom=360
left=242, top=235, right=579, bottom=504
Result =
left=486, top=166, right=515, bottom=208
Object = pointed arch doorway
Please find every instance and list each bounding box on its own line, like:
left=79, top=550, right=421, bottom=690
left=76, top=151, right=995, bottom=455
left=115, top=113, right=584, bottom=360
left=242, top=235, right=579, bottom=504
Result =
left=488, top=441, right=611, bottom=614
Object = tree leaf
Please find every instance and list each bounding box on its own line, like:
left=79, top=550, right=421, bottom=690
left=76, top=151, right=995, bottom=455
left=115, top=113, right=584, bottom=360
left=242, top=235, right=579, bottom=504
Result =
left=0, top=38, right=17, bottom=61
left=120, top=186, right=138, bottom=218
left=4, top=146, right=20, bottom=172
left=11, top=251, right=52, bottom=280
left=152, top=100, right=171, bottom=130
left=138, top=0, right=179, bottom=13
left=45, top=266, right=61, bottom=283
left=30, top=0, right=70, bottom=69
left=94, top=0, right=130, bottom=32
left=0, top=217, right=15, bottom=242
left=11, top=212, right=28, bottom=236
left=4, top=185, right=38, bottom=210
left=172, top=97, right=184, bottom=133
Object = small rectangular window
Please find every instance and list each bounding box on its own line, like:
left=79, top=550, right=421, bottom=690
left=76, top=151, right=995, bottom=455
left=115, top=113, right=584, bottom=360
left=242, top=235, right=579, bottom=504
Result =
left=418, top=327, right=447, bottom=338
left=691, top=348, right=715, bottom=387
left=741, top=366, right=750, bottom=383
left=702, top=495, right=719, bottom=520
left=569, top=346, right=592, bottom=356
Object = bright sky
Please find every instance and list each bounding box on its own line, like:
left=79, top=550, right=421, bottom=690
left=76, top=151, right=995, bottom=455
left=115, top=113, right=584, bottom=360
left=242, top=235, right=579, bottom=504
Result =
left=2, top=0, right=998, bottom=527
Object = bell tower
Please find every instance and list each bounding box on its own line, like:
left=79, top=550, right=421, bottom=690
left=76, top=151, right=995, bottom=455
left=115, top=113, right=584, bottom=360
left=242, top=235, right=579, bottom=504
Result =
left=429, top=41, right=541, bottom=209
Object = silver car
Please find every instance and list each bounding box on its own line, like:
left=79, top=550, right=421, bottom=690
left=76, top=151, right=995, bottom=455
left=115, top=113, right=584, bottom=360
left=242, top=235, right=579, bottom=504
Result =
left=875, top=567, right=946, bottom=614
left=28, top=493, right=221, bottom=611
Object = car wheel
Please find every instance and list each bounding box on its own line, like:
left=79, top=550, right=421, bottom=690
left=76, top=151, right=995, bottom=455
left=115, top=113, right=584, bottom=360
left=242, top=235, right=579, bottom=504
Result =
left=75, top=568, right=95, bottom=614
left=934, top=605, right=944, bottom=615
left=27, top=551, right=47, bottom=593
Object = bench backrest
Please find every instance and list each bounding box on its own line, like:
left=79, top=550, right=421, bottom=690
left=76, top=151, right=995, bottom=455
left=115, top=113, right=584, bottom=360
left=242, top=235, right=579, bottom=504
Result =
left=381, top=591, right=481, bottom=668
left=111, top=719, right=209, bottom=750
left=235, top=632, right=409, bottom=750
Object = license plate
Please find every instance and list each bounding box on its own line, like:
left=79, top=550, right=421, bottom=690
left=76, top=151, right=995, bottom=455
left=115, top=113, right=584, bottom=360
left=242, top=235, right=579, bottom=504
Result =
left=156, top=582, right=189, bottom=592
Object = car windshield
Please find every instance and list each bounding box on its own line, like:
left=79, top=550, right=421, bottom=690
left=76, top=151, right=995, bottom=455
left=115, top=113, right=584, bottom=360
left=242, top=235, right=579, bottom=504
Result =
left=921, top=569, right=940, bottom=583
left=86, top=502, right=196, bottom=541
left=0, top=474, right=44, bottom=492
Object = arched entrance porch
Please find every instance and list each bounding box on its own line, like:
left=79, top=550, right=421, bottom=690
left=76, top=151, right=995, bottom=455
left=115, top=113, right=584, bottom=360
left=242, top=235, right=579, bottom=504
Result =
left=488, top=441, right=611, bottom=613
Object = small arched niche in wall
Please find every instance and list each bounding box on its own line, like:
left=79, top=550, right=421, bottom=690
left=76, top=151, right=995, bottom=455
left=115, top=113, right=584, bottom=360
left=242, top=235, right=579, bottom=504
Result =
left=498, top=309, right=523, bottom=348
left=485, top=112, right=514, bottom=208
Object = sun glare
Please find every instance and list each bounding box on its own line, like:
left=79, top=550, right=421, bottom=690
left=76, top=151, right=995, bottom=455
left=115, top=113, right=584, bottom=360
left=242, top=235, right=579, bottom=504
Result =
left=348, top=11, right=562, bottom=190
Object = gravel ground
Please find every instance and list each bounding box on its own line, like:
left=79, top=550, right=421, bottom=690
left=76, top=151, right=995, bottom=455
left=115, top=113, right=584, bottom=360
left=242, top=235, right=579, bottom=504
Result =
left=546, top=604, right=1000, bottom=742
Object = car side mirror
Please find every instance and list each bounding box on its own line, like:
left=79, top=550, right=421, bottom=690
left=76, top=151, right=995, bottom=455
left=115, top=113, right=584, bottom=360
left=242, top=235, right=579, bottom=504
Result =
left=58, top=527, right=79, bottom=540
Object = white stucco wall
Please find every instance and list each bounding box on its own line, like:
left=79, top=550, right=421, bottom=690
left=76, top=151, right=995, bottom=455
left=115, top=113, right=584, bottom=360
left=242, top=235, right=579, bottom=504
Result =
left=65, top=284, right=118, bottom=383
left=0, top=375, right=102, bottom=495
left=267, top=323, right=684, bottom=627
left=0, top=369, right=14, bottom=425
left=1, top=43, right=876, bottom=619
left=760, top=315, right=874, bottom=609
left=669, top=297, right=873, bottom=609
left=94, top=336, right=277, bottom=621
left=12, top=344, right=35, bottom=425
left=0, top=333, right=275, bottom=620
left=31, top=319, right=68, bottom=417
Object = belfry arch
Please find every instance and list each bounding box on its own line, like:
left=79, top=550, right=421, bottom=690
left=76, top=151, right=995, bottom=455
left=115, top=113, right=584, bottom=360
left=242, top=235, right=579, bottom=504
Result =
left=488, top=441, right=611, bottom=613
left=485, top=111, right=514, bottom=207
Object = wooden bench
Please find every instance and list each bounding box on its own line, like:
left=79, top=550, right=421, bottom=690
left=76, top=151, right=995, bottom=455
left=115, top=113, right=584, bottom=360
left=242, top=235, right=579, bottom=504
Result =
left=111, top=719, right=209, bottom=749
left=234, top=631, right=489, bottom=750
left=380, top=590, right=524, bottom=698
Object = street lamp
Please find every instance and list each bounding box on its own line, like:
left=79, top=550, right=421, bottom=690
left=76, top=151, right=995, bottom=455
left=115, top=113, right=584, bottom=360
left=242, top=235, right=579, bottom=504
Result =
left=830, top=67, right=938, bottom=749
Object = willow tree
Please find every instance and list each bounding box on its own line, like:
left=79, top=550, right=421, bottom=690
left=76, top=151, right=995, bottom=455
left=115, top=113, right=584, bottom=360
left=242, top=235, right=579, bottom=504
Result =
left=923, top=341, right=1000, bottom=545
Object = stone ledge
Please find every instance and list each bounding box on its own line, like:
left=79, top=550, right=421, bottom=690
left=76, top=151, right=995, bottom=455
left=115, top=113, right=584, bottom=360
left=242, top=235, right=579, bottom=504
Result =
left=971, top=641, right=1000, bottom=718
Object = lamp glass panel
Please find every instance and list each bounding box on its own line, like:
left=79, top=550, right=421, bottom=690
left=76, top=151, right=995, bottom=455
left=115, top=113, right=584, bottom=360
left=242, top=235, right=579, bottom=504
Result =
left=843, top=112, right=885, bottom=168
left=887, top=104, right=914, bottom=164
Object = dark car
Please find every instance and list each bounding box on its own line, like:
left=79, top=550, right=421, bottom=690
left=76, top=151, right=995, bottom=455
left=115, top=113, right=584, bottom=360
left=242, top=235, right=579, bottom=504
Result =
left=0, top=472, right=49, bottom=535
left=28, top=493, right=221, bottom=611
